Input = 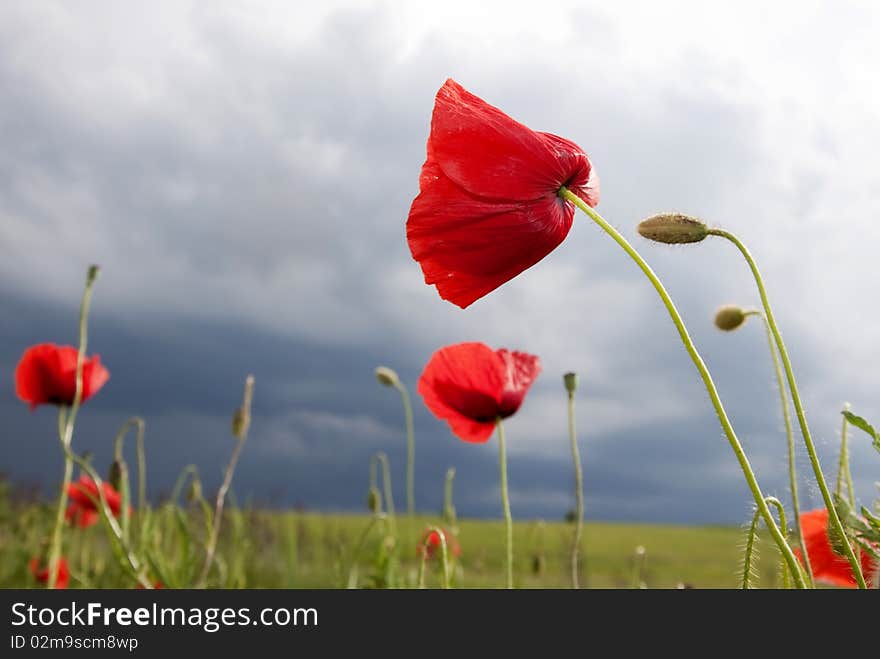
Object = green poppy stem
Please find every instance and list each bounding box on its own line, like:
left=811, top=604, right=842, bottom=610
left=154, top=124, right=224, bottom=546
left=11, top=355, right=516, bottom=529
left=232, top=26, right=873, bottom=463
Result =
left=744, top=310, right=813, bottom=586
left=495, top=417, right=513, bottom=589
left=559, top=188, right=806, bottom=588
left=395, top=382, right=417, bottom=517
left=46, top=265, right=99, bottom=589
left=707, top=227, right=866, bottom=589
left=836, top=405, right=856, bottom=506
left=567, top=385, right=584, bottom=589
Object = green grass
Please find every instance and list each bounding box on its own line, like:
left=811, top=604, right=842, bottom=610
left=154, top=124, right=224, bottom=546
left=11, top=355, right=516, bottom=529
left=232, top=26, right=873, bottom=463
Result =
left=0, top=491, right=782, bottom=588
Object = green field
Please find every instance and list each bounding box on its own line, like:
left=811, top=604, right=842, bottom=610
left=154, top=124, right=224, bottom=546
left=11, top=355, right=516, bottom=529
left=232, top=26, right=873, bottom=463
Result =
left=0, top=493, right=781, bottom=588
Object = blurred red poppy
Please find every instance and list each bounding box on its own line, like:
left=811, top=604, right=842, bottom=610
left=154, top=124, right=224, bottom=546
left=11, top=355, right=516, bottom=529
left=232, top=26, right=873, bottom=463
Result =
left=795, top=508, right=876, bottom=588
left=66, top=475, right=126, bottom=528
left=406, top=79, right=599, bottom=308
left=29, top=556, right=69, bottom=589
left=418, top=342, right=541, bottom=442
left=136, top=581, right=164, bottom=589
left=15, top=343, right=109, bottom=410
left=418, top=527, right=461, bottom=560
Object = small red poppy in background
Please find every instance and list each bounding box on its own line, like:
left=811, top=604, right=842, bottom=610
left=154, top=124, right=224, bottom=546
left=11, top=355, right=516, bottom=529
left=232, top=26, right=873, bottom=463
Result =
left=66, top=475, right=126, bottom=528
left=795, top=508, right=876, bottom=588
left=15, top=343, right=109, bottom=410
left=29, top=556, right=70, bottom=589
left=418, top=528, right=461, bottom=560
left=418, top=342, right=541, bottom=443
left=136, top=581, right=164, bottom=589
left=406, top=78, right=600, bottom=308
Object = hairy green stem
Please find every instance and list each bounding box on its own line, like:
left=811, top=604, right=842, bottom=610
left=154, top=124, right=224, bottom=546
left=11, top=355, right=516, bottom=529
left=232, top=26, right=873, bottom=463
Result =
left=197, top=375, right=254, bottom=587
left=496, top=418, right=513, bottom=589
left=708, top=228, right=865, bottom=588
left=836, top=406, right=856, bottom=506
left=47, top=265, right=99, bottom=588
left=567, top=388, right=584, bottom=589
left=561, top=189, right=806, bottom=588
left=744, top=310, right=813, bottom=586
left=394, top=382, right=416, bottom=517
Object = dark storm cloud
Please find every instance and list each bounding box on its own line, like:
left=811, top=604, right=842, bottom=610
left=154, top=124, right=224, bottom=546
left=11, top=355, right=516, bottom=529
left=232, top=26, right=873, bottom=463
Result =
left=0, top=1, right=876, bottom=524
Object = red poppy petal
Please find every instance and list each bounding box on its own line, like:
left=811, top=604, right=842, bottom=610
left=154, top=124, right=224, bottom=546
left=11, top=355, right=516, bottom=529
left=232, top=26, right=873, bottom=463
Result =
left=428, top=79, right=569, bottom=201
left=496, top=349, right=542, bottom=417
left=81, top=356, right=110, bottom=404
left=407, top=163, right=573, bottom=308
left=537, top=132, right=600, bottom=207
left=797, top=508, right=877, bottom=588
left=417, top=343, right=506, bottom=443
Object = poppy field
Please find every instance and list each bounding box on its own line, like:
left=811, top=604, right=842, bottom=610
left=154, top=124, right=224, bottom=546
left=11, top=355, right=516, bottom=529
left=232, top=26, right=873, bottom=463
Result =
left=4, top=79, right=879, bottom=590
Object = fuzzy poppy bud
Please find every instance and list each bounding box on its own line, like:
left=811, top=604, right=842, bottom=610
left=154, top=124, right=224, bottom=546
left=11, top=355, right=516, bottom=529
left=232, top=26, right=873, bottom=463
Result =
left=714, top=305, right=748, bottom=331
left=563, top=372, right=578, bottom=394
left=374, top=366, right=399, bottom=388
left=367, top=486, right=382, bottom=514
left=108, top=459, right=126, bottom=491
left=187, top=479, right=202, bottom=503
left=637, top=213, right=708, bottom=244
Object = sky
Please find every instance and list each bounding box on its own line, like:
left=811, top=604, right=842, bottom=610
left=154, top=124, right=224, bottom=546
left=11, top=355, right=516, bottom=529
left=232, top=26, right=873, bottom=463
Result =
left=1, top=0, right=878, bottom=524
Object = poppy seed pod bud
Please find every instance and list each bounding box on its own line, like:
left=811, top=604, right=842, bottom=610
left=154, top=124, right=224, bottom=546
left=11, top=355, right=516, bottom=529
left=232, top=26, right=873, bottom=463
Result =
left=374, top=366, right=399, bottom=388
left=187, top=478, right=202, bottom=503
left=714, top=305, right=748, bottom=332
left=231, top=406, right=251, bottom=440
left=637, top=213, right=709, bottom=244
left=563, top=372, right=578, bottom=394
left=367, top=486, right=382, bottom=514
left=108, top=459, right=125, bottom=491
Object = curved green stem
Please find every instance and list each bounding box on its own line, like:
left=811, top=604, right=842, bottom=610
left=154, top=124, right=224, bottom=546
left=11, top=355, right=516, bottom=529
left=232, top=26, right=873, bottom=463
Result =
left=561, top=189, right=806, bottom=588
left=170, top=465, right=202, bottom=504
left=741, top=508, right=761, bottom=589
left=370, top=452, right=396, bottom=537
left=496, top=418, right=513, bottom=589
left=708, top=227, right=865, bottom=588
left=745, top=310, right=813, bottom=586
left=567, top=389, right=584, bottom=589
left=46, top=265, right=99, bottom=588
left=394, top=383, right=416, bottom=517
left=836, top=406, right=856, bottom=506
left=416, top=526, right=451, bottom=589
left=764, top=496, right=791, bottom=589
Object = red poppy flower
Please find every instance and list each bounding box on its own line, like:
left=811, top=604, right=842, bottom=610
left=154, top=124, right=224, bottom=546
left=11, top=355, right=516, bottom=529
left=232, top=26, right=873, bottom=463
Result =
left=406, top=79, right=600, bottom=308
left=418, top=527, right=461, bottom=560
left=418, top=342, right=541, bottom=443
left=15, top=343, right=109, bottom=410
left=29, top=556, right=70, bottom=589
left=65, top=475, right=126, bottom=528
left=795, top=508, right=876, bottom=588
left=136, top=581, right=164, bottom=589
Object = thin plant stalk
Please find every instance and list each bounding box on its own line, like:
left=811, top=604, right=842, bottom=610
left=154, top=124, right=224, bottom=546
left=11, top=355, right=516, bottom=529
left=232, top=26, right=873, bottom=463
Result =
left=416, top=526, right=450, bottom=589
left=495, top=417, right=513, bottom=589
left=836, top=406, right=856, bottom=506
left=370, top=452, right=396, bottom=537
left=197, top=375, right=254, bottom=587
left=707, top=227, right=866, bottom=588
left=443, top=467, right=457, bottom=529
left=346, top=514, right=385, bottom=588
left=395, top=382, right=416, bottom=517
left=744, top=310, right=813, bottom=586
left=46, top=265, right=99, bottom=588
left=567, top=384, right=584, bottom=589
left=560, top=188, right=806, bottom=588
left=112, top=417, right=145, bottom=541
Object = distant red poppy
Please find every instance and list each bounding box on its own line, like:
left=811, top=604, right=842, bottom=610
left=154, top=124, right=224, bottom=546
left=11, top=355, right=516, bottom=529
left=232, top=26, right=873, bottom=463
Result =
left=418, top=342, right=541, bottom=442
left=66, top=475, right=125, bottom=528
left=29, top=556, right=70, bottom=589
left=406, top=79, right=599, bottom=308
left=417, top=528, right=461, bottom=560
left=795, top=508, right=876, bottom=588
left=136, top=581, right=164, bottom=589
left=15, top=343, right=109, bottom=410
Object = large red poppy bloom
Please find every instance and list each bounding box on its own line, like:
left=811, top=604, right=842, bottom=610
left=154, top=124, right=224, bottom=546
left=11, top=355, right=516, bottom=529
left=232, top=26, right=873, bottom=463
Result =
left=795, top=508, right=876, bottom=588
left=418, top=342, right=541, bottom=443
left=406, top=79, right=600, bottom=308
left=65, top=475, right=125, bottom=529
left=29, top=556, right=70, bottom=589
left=15, top=343, right=109, bottom=410
left=417, top=527, right=461, bottom=560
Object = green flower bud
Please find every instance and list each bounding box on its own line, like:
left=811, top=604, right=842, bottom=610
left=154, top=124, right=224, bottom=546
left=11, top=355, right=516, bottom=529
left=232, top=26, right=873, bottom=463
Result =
left=714, top=305, right=748, bottom=332
left=367, top=486, right=382, bottom=514
left=187, top=478, right=202, bottom=503
left=563, top=372, right=578, bottom=394
left=374, top=366, right=399, bottom=388
left=108, top=459, right=126, bottom=491
left=637, top=213, right=709, bottom=244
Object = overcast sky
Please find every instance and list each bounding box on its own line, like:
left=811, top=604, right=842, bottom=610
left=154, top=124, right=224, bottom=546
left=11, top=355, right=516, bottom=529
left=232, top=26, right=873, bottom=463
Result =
left=1, top=0, right=878, bottom=524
